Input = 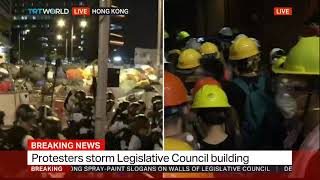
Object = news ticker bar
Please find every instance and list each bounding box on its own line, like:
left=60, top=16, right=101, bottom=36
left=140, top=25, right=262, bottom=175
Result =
left=25, top=7, right=129, bottom=16
left=29, top=165, right=293, bottom=173
left=27, top=151, right=292, bottom=166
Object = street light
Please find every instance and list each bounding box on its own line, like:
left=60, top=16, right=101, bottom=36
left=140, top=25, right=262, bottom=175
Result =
left=113, top=56, right=122, bottom=62
left=56, top=19, right=87, bottom=62
left=56, top=34, right=63, bottom=40
left=80, top=20, right=87, bottom=28
left=57, top=19, right=65, bottom=28
left=57, top=19, right=68, bottom=60
left=18, top=29, right=31, bottom=62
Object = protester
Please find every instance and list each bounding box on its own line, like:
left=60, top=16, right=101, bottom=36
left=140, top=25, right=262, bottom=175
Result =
left=272, top=36, right=319, bottom=150
left=164, top=71, right=197, bottom=149
left=199, top=42, right=230, bottom=82
left=105, top=93, right=163, bottom=150
left=40, top=116, right=65, bottom=139
left=223, top=35, right=285, bottom=149
left=175, top=48, right=202, bottom=93
left=192, top=85, right=240, bottom=150
left=2, top=104, right=38, bottom=150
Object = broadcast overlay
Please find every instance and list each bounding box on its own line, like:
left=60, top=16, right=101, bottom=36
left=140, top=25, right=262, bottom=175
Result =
left=26, top=7, right=129, bottom=16
left=0, top=0, right=319, bottom=179
left=28, top=140, right=292, bottom=173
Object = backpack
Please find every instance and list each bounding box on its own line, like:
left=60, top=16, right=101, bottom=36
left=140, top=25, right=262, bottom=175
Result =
left=233, top=75, right=280, bottom=148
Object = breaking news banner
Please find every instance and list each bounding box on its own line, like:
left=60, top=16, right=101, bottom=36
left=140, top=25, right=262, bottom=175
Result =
left=25, top=7, right=129, bottom=16
left=27, top=140, right=292, bottom=173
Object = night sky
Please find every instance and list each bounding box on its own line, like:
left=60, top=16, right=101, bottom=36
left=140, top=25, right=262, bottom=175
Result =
left=117, top=0, right=158, bottom=58
left=9, top=0, right=159, bottom=63
left=85, top=0, right=159, bottom=62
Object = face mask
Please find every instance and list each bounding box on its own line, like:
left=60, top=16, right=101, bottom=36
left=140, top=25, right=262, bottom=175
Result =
left=275, top=92, right=298, bottom=119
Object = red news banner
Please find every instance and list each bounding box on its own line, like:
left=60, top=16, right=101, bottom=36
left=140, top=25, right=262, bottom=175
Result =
left=27, top=140, right=105, bottom=173
left=2, top=139, right=316, bottom=178
left=28, top=140, right=105, bottom=151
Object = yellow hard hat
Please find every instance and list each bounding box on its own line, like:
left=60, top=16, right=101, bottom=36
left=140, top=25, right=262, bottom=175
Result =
left=199, top=42, right=220, bottom=58
left=192, top=85, right=231, bottom=108
left=229, top=36, right=259, bottom=60
left=164, top=138, right=193, bottom=150
left=272, top=37, right=319, bottom=75
left=177, top=48, right=201, bottom=69
left=177, top=31, right=190, bottom=41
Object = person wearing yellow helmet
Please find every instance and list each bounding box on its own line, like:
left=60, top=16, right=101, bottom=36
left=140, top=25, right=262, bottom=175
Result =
left=198, top=41, right=233, bottom=82
left=199, top=42, right=220, bottom=58
left=174, top=30, right=192, bottom=49
left=272, top=37, right=319, bottom=150
left=223, top=36, right=285, bottom=149
left=176, top=31, right=190, bottom=41
left=229, top=36, right=261, bottom=77
left=177, top=48, right=201, bottom=70
left=175, top=48, right=203, bottom=94
left=192, top=85, right=240, bottom=150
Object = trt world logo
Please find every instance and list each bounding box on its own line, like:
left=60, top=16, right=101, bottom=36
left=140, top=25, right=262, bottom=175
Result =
left=27, top=8, right=70, bottom=15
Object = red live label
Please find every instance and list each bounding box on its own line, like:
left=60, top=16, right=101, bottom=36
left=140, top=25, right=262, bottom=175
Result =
left=72, top=7, right=90, bottom=16
left=274, top=7, right=292, bottom=16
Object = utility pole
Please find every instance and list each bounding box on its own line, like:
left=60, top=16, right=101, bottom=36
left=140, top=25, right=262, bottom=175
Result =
left=95, top=0, right=111, bottom=139
left=70, top=23, right=74, bottom=61
left=65, top=33, right=68, bottom=61
left=156, top=0, right=163, bottom=66
left=18, top=32, right=21, bottom=62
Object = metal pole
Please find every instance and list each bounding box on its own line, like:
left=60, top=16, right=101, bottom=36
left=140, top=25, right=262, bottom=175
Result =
left=95, top=0, right=111, bottom=139
left=70, top=23, right=74, bottom=62
left=18, top=32, right=21, bottom=62
left=65, top=37, right=68, bottom=61
left=156, top=0, right=162, bottom=66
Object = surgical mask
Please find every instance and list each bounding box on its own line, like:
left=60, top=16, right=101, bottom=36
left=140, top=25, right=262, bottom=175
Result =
left=275, top=78, right=298, bottom=119
left=275, top=92, right=298, bottom=119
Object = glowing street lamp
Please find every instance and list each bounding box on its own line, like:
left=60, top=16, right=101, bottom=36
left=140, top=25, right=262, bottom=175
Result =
left=80, top=20, right=87, bottom=28
left=56, top=34, right=63, bottom=40
left=57, top=19, right=66, bottom=28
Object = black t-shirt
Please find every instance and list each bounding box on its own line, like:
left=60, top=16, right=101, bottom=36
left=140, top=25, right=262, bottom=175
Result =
left=5, top=126, right=29, bottom=150
left=199, top=136, right=234, bottom=150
